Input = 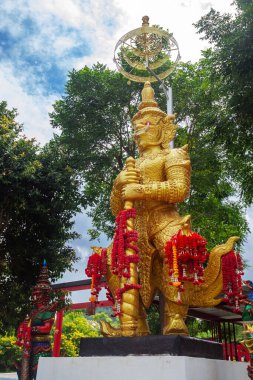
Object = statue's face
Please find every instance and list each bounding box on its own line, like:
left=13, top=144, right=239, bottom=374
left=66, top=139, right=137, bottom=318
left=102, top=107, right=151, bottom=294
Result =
left=32, top=289, right=48, bottom=306
left=134, top=115, right=161, bottom=151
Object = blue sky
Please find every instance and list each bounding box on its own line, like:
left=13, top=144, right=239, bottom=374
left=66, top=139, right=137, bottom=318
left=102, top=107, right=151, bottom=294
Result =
left=1, top=0, right=252, bottom=303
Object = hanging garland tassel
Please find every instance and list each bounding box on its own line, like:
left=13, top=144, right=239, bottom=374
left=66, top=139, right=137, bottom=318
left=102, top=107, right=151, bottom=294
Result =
left=16, top=319, right=31, bottom=355
left=85, top=248, right=109, bottom=303
left=111, top=208, right=139, bottom=278
left=164, top=229, right=209, bottom=303
left=222, top=250, right=244, bottom=313
left=111, top=208, right=140, bottom=316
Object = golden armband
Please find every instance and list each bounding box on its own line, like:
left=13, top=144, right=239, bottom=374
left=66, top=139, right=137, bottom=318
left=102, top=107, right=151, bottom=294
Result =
left=142, top=166, right=190, bottom=203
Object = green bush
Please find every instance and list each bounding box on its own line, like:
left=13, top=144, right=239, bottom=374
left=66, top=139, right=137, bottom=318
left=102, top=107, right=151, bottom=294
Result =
left=0, top=311, right=117, bottom=364
left=0, top=335, right=22, bottom=372
left=59, top=311, right=101, bottom=356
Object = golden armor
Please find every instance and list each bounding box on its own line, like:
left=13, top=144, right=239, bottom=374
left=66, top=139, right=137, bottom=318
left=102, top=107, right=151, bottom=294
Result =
left=100, top=82, right=239, bottom=337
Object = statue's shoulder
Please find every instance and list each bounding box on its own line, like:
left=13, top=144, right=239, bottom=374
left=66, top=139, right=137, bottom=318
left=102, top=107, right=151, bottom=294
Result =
left=166, top=145, right=191, bottom=168
left=168, top=144, right=189, bottom=159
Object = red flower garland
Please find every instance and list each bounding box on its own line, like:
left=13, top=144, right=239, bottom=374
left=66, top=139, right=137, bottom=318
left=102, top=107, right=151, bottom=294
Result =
left=164, top=229, right=209, bottom=303
left=222, top=250, right=244, bottom=313
left=85, top=209, right=140, bottom=316
left=85, top=248, right=108, bottom=303
left=16, top=319, right=31, bottom=354
left=111, top=208, right=139, bottom=278
left=111, top=208, right=140, bottom=316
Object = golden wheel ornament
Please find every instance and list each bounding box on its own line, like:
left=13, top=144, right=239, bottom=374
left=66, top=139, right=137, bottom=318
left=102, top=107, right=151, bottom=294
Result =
left=113, top=16, right=180, bottom=83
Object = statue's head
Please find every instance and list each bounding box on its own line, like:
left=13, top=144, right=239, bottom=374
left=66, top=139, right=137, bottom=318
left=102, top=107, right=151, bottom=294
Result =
left=132, top=82, right=177, bottom=153
left=31, top=260, right=52, bottom=307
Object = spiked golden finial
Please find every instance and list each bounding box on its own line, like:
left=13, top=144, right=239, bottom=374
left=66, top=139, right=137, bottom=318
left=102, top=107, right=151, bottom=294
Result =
left=142, top=16, right=149, bottom=27
left=132, top=82, right=166, bottom=121
left=140, top=82, right=156, bottom=108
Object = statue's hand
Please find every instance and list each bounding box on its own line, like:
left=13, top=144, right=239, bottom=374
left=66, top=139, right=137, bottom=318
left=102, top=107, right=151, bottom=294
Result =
left=118, top=167, right=140, bottom=187
left=122, top=184, right=144, bottom=201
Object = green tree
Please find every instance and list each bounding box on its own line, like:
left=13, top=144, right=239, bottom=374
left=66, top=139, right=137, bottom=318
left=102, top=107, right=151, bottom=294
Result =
left=186, top=317, right=212, bottom=339
left=0, top=334, right=22, bottom=372
left=0, top=101, right=81, bottom=331
left=60, top=311, right=118, bottom=356
left=146, top=304, right=160, bottom=335
left=60, top=311, right=100, bottom=356
left=194, top=0, right=253, bottom=205
left=50, top=62, right=248, bottom=249
left=170, top=56, right=249, bottom=249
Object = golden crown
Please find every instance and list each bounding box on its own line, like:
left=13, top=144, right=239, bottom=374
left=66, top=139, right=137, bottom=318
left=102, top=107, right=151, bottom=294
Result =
left=132, top=82, right=166, bottom=122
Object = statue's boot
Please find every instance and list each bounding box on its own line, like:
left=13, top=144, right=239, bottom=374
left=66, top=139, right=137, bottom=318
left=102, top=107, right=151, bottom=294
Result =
left=136, top=304, right=150, bottom=336
left=163, top=313, right=188, bottom=335
left=163, top=302, right=189, bottom=335
left=136, top=316, right=150, bottom=336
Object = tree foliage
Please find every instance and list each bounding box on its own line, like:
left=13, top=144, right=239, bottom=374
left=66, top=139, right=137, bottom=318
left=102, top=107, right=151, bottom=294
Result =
left=186, top=317, right=212, bottom=339
left=194, top=0, right=253, bottom=205
left=171, top=56, right=249, bottom=249
left=0, top=101, right=81, bottom=331
left=0, top=334, right=22, bottom=372
left=50, top=60, right=248, bottom=250
left=147, top=304, right=161, bottom=335
left=60, top=311, right=100, bottom=356
left=60, top=310, right=119, bottom=356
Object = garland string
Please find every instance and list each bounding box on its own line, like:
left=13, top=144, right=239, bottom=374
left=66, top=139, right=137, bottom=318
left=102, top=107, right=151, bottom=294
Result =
left=221, top=250, right=244, bottom=313
left=164, top=229, right=209, bottom=303
left=85, top=248, right=109, bottom=303
left=85, top=209, right=140, bottom=316
left=111, top=208, right=140, bottom=316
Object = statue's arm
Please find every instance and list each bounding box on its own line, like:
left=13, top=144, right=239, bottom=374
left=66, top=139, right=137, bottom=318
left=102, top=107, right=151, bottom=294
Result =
left=162, top=145, right=191, bottom=203
left=31, top=318, right=54, bottom=334
left=122, top=145, right=191, bottom=203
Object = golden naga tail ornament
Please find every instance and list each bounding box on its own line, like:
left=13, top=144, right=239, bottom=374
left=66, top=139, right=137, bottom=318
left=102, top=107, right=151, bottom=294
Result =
left=185, top=236, right=241, bottom=308
left=85, top=81, right=243, bottom=337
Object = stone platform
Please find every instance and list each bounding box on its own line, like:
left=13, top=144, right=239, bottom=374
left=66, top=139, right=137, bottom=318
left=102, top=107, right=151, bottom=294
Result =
left=79, top=334, right=223, bottom=359
left=37, top=356, right=248, bottom=380
left=36, top=335, right=248, bottom=380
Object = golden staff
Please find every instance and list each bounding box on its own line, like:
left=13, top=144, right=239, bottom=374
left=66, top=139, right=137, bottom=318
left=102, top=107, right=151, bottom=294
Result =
left=119, top=156, right=140, bottom=336
left=20, top=317, right=31, bottom=380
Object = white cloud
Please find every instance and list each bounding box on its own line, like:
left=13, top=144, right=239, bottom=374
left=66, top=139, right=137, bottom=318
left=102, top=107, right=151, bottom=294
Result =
left=200, top=1, right=214, bottom=11
left=0, top=63, right=58, bottom=143
left=53, top=36, right=75, bottom=54
left=113, top=0, right=236, bottom=63
left=0, top=0, right=126, bottom=143
left=75, top=246, right=90, bottom=262
left=0, top=0, right=237, bottom=144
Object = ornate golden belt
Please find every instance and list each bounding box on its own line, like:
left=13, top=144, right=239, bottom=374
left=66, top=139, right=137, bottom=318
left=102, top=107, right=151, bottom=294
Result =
left=32, top=335, right=51, bottom=342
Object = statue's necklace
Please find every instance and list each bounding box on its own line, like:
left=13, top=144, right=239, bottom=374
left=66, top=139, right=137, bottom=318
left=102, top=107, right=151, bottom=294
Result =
left=137, top=149, right=168, bottom=164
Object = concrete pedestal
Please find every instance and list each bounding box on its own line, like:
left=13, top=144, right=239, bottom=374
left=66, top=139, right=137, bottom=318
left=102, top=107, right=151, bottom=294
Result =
left=79, top=335, right=223, bottom=359
left=37, top=355, right=248, bottom=380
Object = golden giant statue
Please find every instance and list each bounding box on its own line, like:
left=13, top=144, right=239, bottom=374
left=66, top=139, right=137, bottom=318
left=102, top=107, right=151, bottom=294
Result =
left=95, top=82, right=239, bottom=337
